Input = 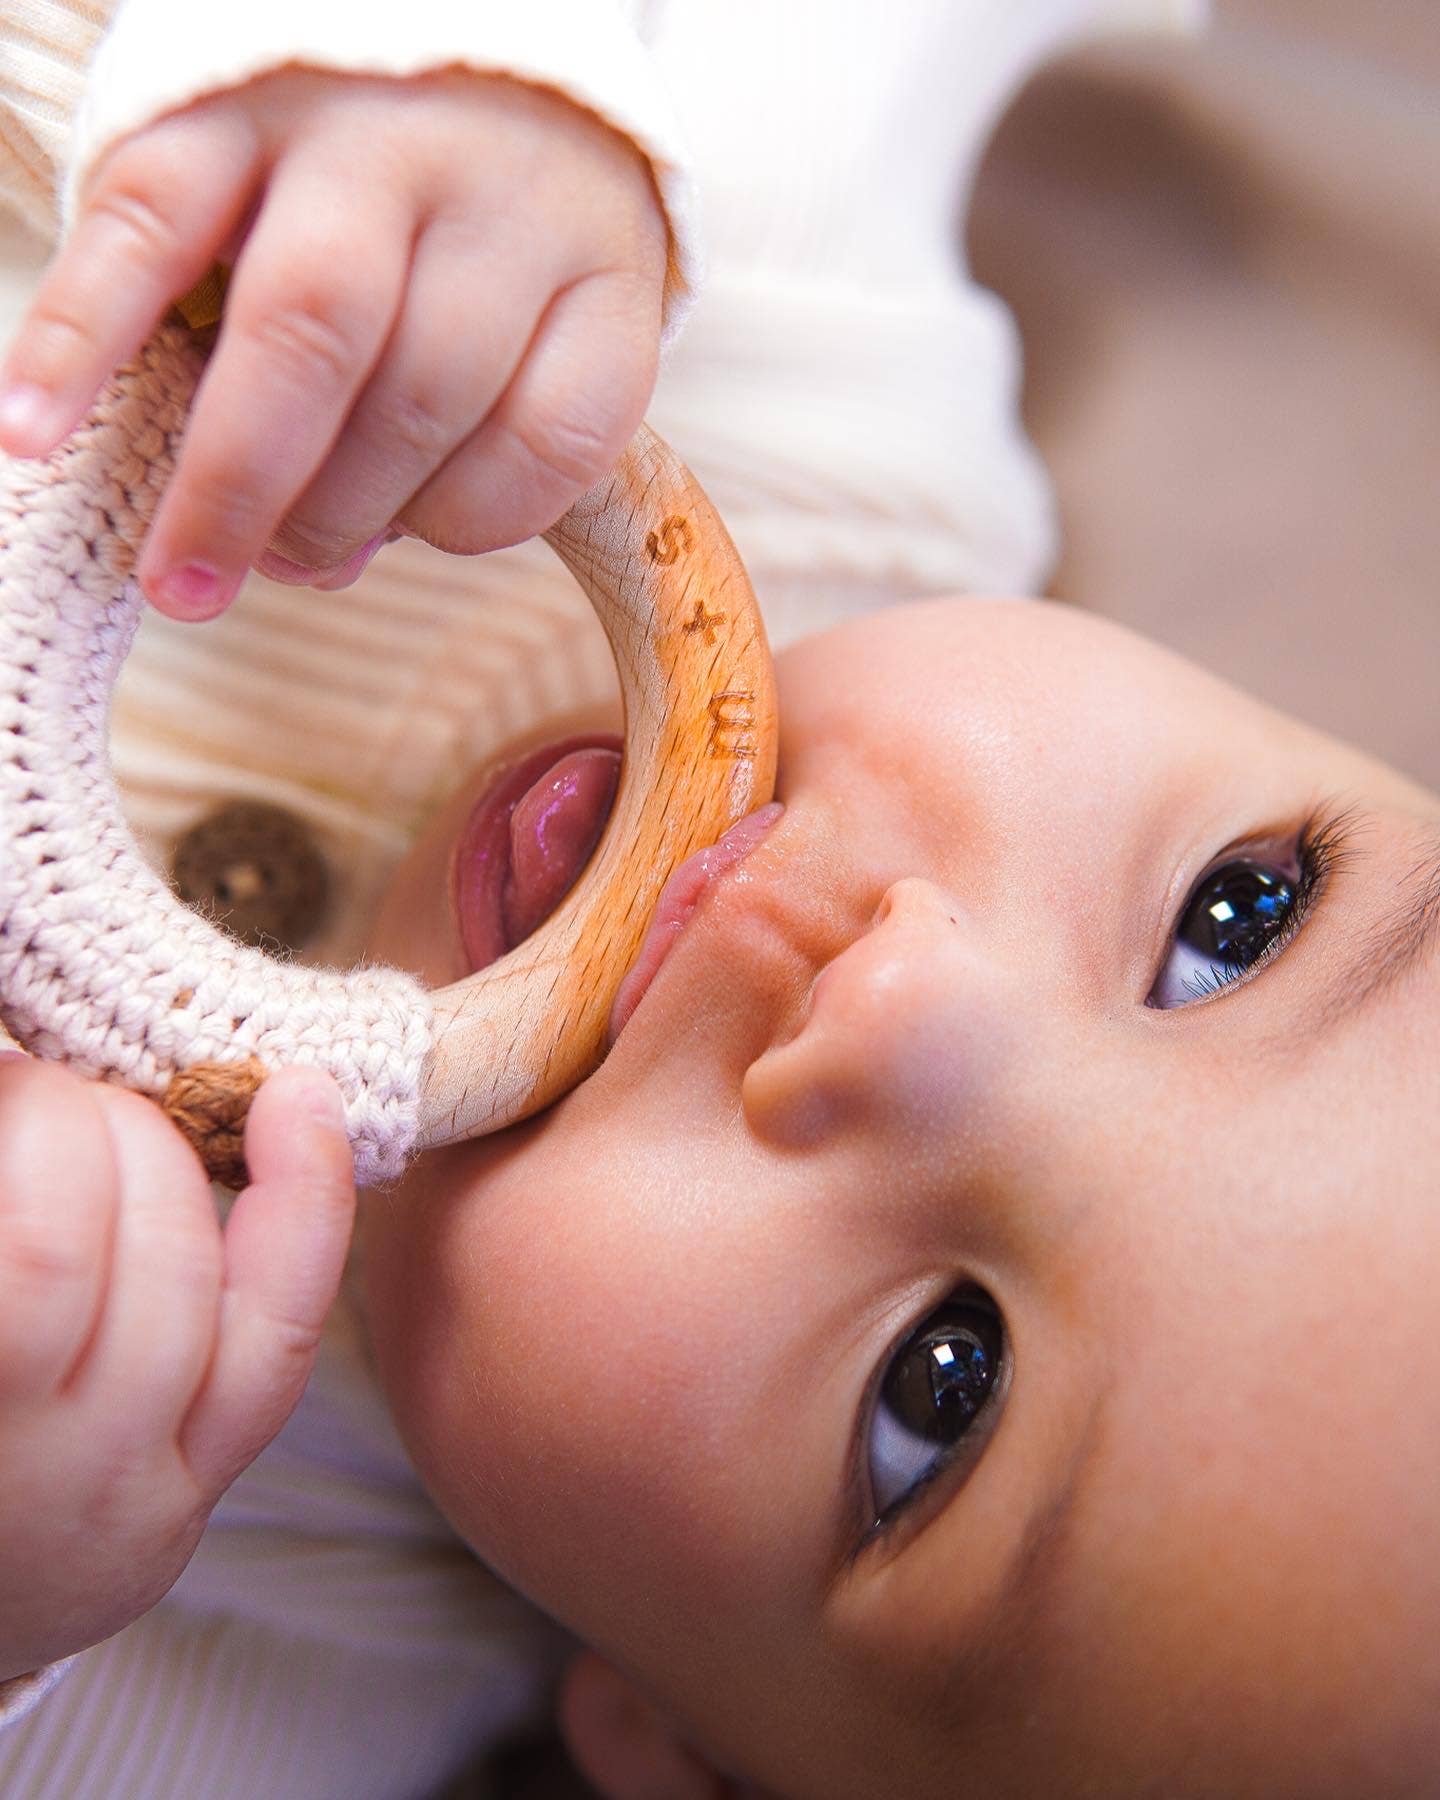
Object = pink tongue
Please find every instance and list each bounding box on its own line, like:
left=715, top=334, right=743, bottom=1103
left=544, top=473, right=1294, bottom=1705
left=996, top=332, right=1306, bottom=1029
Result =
left=500, top=746, right=622, bottom=946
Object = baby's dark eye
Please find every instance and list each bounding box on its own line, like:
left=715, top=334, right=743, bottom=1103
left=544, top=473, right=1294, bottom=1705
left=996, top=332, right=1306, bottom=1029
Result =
left=867, top=1292, right=1005, bottom=1525
left=1149, top=858, right=1298, bottom=1009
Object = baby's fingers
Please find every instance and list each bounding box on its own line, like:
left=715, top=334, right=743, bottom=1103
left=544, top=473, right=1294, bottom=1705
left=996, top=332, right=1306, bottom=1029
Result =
left=260, top=216, right=544, bottom=578
left=0, top=1058, right=116, bottom=1401
left=179, top=1068, right=355, bottom=1495
left=71, top=1084, right=226, bottom=1441
left=401, top=267, right=661, bottom=556
left=135, top=156, right=411, bottom=621
left=0, top=106, right=261, bottom=460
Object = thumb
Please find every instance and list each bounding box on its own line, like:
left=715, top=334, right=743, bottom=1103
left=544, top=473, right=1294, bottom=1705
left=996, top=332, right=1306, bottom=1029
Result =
left=178, top=1066, right=356, bottom=1492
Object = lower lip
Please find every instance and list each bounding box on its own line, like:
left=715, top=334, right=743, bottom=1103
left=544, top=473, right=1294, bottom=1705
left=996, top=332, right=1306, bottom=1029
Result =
left=606, top=801, right=785, bottom=1046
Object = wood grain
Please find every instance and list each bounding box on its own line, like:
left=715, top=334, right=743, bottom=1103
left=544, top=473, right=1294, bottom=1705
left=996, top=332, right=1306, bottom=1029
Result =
left=417, top=424, right=777, bottom=1148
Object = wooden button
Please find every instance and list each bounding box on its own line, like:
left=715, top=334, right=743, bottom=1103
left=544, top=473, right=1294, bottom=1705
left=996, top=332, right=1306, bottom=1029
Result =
left=170, top=802, right=330, bottom=951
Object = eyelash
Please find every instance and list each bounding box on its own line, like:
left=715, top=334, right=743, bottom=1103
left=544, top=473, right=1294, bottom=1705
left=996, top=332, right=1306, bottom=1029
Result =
left=1163, top=803, right=1357, bottom=1005
left=845, top=1295, right=1008, bottom=1563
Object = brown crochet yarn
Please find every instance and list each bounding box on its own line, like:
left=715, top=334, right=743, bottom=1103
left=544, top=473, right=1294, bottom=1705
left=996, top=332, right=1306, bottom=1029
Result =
left=161, top=1056, right=268, bottom=1188
left=170, top=801, right=331, bottom=952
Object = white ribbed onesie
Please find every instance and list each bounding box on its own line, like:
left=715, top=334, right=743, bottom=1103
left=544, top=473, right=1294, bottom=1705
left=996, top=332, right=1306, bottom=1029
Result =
left=0, top=1, right=1201, bottom=1793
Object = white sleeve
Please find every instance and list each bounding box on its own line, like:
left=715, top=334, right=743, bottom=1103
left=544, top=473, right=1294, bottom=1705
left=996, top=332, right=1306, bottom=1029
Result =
left=69, top=0, right=700, bottom=336
left=0, top=1657, right=77, bottom=1731
left=0, top=0, right=114, bottom=239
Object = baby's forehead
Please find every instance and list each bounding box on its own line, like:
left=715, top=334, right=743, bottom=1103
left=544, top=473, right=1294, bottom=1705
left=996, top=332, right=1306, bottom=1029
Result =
left=772, top=598, right=1242, bottom=777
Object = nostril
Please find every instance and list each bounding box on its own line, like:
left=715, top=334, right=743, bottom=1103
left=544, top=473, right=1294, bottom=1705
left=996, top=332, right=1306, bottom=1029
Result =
left=874, top=876, right=963, bottom=932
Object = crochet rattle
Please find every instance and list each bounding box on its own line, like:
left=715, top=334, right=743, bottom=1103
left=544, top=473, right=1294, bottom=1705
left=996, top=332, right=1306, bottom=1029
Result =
left=0, top=323, right=777, bottom=1185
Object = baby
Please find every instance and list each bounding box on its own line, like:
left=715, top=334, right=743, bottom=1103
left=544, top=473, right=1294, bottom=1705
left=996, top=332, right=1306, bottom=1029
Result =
left=8, top=590, right=1440, bottom=1794
left=5, top=0, right=1439, bottom=1795
left=359, top=594, right=1440, bottom=1796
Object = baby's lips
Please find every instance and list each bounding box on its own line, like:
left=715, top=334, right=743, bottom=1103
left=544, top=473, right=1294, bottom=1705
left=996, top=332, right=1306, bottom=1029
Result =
left=606, top=801, right=785, bottom=1047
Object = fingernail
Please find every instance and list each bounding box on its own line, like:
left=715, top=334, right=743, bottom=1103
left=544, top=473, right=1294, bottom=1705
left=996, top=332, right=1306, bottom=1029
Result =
left=259, top=532, right=393, bottom=594
left=0, top=382, right=60, bottom=455
left=150, top=560, right=239, bottom=620
left=254, top=547, right=318, bottom=586
left=310, top=532, right=391, bottom=592
left=0, top=1049, right=29, bottom=1065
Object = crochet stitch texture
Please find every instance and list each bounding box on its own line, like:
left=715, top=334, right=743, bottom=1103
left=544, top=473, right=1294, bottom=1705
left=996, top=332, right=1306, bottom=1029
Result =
left=0, top=324, right=433, bottom=1185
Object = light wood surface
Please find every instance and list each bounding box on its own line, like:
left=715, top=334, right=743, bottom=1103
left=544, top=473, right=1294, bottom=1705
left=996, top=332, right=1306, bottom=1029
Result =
left=416, top=424, right=777, bottom=1147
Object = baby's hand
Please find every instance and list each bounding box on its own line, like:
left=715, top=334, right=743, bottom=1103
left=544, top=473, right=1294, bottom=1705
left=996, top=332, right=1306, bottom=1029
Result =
left=0, top=1054, right=354, bottom=1681
left=0, top=68, right=669, bottom=617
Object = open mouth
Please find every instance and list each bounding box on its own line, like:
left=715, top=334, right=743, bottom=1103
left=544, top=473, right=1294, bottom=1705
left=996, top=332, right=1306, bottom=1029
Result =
left=451, top=733, right=623, bottom=972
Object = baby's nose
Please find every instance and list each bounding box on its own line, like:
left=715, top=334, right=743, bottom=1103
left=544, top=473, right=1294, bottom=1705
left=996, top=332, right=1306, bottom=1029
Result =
left=742, top=874, right=1023, bottom=1152
left=870, top=874, right=961, bottom=931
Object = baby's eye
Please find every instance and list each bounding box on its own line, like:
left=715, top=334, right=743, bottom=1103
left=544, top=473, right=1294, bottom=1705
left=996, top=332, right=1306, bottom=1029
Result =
left=866, top=1291, right=1005, bottom=1528
left=1149, top=857, right=1298, bottom=1009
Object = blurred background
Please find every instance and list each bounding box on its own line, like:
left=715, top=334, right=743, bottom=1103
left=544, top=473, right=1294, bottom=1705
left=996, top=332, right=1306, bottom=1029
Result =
left=971, top=0, right=1440, bottom=790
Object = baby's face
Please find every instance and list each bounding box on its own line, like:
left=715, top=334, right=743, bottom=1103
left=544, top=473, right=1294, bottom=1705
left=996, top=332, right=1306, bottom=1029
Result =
left=364, top=600, right=1440, bottom=1797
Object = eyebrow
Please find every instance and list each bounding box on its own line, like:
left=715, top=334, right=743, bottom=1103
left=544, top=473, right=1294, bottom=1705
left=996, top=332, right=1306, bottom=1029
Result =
left=1320, top=825, right=1440, bottom=1028
left=909, top=1390, right=1111, bottom=1735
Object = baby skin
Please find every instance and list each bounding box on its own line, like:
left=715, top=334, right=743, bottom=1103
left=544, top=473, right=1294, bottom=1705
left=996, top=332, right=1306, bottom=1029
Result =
left=363, top=598, right=1440, bottom=1799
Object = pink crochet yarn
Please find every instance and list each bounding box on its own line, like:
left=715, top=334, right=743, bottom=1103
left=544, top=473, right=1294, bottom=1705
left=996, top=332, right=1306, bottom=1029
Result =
left=0, top=325, right=433, bottom=1185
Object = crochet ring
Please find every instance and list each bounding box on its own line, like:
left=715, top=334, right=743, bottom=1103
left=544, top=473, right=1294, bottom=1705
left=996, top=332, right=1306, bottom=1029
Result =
left=0, top=324, right=777, bottom=1185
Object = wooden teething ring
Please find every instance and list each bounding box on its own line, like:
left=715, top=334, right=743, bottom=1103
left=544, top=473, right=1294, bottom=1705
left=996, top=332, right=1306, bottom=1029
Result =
left=423, top=426, right=778, bottom=1142
left=0, top=324, right=776, bottom=1185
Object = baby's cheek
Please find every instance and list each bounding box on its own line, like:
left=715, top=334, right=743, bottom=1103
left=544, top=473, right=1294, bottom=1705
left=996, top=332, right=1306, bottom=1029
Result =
left=362, top=1151, right=482, bottom=1467
left=361, top=1134, right=563, bottom=1512
left=362, top=1122, right=664, bottom=1570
